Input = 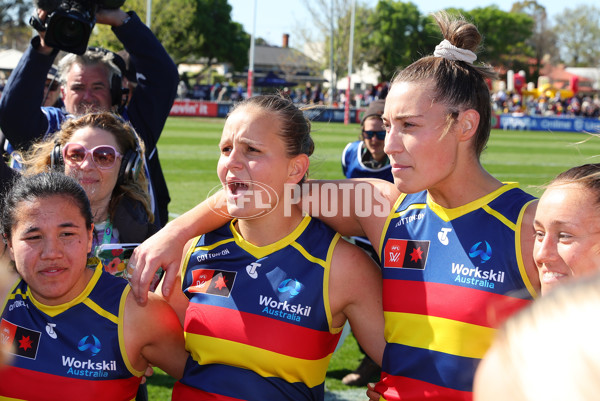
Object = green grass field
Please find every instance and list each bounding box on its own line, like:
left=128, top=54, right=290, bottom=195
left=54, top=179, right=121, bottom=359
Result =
left=146, top=116, right=600, bottom=399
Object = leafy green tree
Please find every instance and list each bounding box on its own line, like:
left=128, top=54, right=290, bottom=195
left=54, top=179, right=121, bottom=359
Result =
left=0, top=0, right=32, bottom=50
left=91, top=0, right=249, bottom=69
left=462, top=6, right=534, bottom=73
left=553, top=4, right=600, bottom=66
left=363, top=1, right=439, bottom=80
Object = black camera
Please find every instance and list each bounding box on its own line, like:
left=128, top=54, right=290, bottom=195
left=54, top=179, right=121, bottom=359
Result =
left=31, top=0, right=125, bottom=55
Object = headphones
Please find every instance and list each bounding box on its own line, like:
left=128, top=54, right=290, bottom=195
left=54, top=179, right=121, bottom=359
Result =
left=51, top=136, right=143, bottom=186
left=87, top=47, right=128, bottom=108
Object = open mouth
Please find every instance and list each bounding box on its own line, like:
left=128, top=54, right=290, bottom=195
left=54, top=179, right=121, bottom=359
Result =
left=227, top=181, right=250, bottom=195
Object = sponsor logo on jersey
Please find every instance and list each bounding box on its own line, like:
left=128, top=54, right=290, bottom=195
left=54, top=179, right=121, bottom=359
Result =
left=394, top=212, right=424, bottom=228
left=451, top=263, right=505, bottom=288
left=188, top=269, right=236, bottom=297
left=277, top=278, right=303, bottom=298
left=438, top=228, right=452, bottom=246
left=0, top=319, right=41, bottom=359
left=62, top=355, right=117, bottom=378
left=384, top=239, right=429, bottom=270
left=196, top=248, right=231, bottom=262
left=7, top=298, right=29, bottom=312
left=259, top=278, right=310, bottom=322
left=46, top=323, right=57, bottom=339
left=468, top=241, right=492, bottom=263
left=78, top=334, right=101, bottom=356
left=246, top=257, right=267, bottom=279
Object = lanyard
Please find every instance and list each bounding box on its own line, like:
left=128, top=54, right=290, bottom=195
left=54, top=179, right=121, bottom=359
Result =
left=93, top=220, right=113, bottom=248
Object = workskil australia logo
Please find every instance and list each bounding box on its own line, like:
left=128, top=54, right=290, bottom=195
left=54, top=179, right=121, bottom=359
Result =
left=62, top=334, right=117, bottom=378
left=260, top=278, right=311, bottom=322
left=453, top=241, right=505, bottom=288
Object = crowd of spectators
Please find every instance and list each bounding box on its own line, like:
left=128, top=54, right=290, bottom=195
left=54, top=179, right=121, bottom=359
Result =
left=492, top=90, right=600, bottom=118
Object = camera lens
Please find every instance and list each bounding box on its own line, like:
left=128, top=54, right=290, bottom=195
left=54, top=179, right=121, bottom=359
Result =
left=54, top=18, right=85, bottom=48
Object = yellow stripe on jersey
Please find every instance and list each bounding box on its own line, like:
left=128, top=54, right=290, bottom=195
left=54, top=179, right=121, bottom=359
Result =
left=186, top=332, right=333, bottom=387
left=118, top=286, right=144, bottom=377
left=82, top=298, right=119, bottom=324
left=231, top=216, right=312, bottom=260
left=320, top=233, right=344, bottom=334
left=32, top=263, right=103, bottom=317
left=482, top=205, right=517, bottom=231
left=384, top=311, right=495, bottom=359
left=514, top=199, right=539, bottom=299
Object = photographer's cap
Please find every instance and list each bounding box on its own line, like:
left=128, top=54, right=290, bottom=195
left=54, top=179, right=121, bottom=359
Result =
left=361, top=99, right=385, bottom=126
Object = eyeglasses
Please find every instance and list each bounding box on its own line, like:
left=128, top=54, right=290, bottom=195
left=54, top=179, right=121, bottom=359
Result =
left=62, top=143, right=122, bottom=169
left=362, top=130, right=386, bottom=140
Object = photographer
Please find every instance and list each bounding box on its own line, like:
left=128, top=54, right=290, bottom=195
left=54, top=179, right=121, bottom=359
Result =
left=0, top=3, right=178, bottom=227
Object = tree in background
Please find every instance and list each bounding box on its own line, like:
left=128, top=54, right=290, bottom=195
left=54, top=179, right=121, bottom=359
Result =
left=511, top=0, right=558, bottom=83
left=362, top=2, right=441, bottom=81
left=360, top=3, right=533, bottom=82
left=91, top=0, right=249, bottom=70
left=0, top=0, right=32, bottom=50
left=462, top=6, right=534, bottom=74
left=553, top=4, right=600, bottom=67
left=299, top=0, right=374, bottom=94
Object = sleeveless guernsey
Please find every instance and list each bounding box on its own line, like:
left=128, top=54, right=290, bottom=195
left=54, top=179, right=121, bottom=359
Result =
left=173, top=216, right=343, bottom=401
left=0, top=263, right=143, bottom=401
left=375, top=183, right=537, bottom=400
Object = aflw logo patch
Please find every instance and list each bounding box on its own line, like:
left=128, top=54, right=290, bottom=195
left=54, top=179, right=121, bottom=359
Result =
left=384, top=239, right=429, bottom=270
left=1, top=319, right=41, bottom=359
left=188, top=269, right=236, bottom=297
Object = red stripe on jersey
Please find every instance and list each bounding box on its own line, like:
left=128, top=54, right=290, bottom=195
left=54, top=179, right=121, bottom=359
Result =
left=374, top=373, right=472, bottom=401
left=173, top=381, right=245, bottom=401
left=383, top=279, right=530, bottom=328
left=185, top=303, right=337, bottom=360
left=0, top=365, right=140, bottom=401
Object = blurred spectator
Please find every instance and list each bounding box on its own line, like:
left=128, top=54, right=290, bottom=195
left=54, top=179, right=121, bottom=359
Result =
left=42, top=66, right=63, bottom=108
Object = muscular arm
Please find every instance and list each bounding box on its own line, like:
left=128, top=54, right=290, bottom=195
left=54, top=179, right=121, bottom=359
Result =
left=124, top=290, right=188, bottom=380
left=329, top=238, right=385, bottom=365
left=0, top=38, right=55, bottom=148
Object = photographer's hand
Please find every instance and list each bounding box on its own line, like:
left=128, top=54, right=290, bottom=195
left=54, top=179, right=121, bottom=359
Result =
left=96, top=8, right=130, bottom=27
left=33, top=9, right=54, bottom=55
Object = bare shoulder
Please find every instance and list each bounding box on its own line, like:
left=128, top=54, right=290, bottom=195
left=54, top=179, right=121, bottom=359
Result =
left=329, top=238, right=382, bottom=293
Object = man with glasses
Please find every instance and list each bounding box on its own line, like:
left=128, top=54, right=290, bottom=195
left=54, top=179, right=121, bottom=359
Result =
left=340, top=98, right=391, bottom=387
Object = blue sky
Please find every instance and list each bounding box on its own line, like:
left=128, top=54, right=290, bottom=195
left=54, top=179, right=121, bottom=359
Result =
left=228, top=0, right=596, bottom=47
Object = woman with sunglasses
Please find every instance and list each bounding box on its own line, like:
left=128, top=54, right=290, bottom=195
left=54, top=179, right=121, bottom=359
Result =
left=342, top=99, right=392, bottom=183
left=22, top=112, right=157, bottom=251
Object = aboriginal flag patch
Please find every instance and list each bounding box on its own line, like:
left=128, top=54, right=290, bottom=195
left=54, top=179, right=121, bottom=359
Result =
left=384, top=239, right=429, bottom=270
left=188, top=269, right=236, bottom=297
left=0, top=319, right=41, bottom=359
